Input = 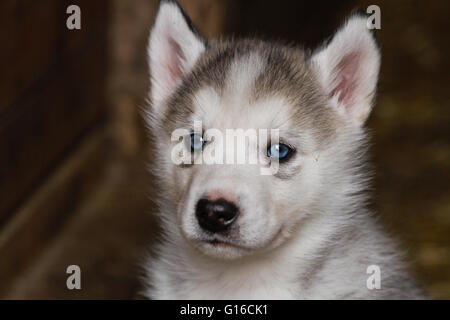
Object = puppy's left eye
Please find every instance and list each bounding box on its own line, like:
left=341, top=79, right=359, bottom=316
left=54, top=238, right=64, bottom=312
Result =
left=190, top=133, right=205, bottom=151
left=267, top=143, right=293, bottom=160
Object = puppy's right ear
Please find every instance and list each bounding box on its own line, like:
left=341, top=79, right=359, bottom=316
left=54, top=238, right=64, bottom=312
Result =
left=310, top=14, right=380, bottom=126
left=148, top=0, right=206, bottom=109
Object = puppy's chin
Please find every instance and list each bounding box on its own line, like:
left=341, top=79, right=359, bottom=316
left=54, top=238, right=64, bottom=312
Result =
left=181, top=225, right=289, bottom=260
left=189, top=239, right=251, bottom=260
left=189, top=231, right=287, bottom=260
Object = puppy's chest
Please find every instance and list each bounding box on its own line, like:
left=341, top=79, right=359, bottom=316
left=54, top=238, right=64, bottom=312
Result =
left=173, top=266, right=301, bottom=299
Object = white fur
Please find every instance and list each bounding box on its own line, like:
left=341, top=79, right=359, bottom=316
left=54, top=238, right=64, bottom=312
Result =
left=148, top=1, right=205, bottom=107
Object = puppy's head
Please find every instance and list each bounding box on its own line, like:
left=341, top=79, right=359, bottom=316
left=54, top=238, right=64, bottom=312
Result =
left=147, top=0, right=380, bottom=259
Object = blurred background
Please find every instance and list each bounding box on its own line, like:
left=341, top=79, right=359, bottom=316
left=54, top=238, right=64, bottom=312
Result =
left=0, top=0, right=449, bottom=299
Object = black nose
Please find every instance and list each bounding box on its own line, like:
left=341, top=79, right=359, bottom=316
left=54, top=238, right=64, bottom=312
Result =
left=195, top=198, right=239, bottom=233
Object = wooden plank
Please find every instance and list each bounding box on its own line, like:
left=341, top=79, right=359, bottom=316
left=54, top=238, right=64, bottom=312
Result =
left=3, top=149, right=158, bottom=299
left=0, top=128, right=111, bottom=297
left=0, top=0, right=110, bottom=222
left=0, top=1, right=98, bottom=114
left=0, top=48, right=106, bottom=223
left=0, top=1, right=61, bottom=113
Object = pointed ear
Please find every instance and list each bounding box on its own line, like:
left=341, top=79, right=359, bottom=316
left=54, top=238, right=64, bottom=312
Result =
left=310, top=14, right=380, bottom=126
left=148, top=0, right=206, bottom=108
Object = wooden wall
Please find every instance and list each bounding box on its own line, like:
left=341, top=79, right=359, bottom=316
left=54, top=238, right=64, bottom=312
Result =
left=0, top=0, right=110, bottom=296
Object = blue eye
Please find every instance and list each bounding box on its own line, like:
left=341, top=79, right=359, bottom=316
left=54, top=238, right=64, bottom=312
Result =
left=268, top=143, right=292, bottom=160
left=190, top=133, right=205, bottom=151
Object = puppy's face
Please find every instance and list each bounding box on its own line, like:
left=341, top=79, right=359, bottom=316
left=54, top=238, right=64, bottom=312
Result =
left=147, top=1, right=379, bottom=259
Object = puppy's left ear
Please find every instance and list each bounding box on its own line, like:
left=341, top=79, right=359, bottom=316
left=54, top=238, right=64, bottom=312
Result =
left=148, top=0, right=206, bottom=108
left=310, top=14, right=380, bottom=126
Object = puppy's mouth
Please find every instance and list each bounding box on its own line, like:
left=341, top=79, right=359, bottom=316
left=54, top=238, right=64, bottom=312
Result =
left=193, top=236, right=250, bottom=252
left=196, top=226, right=285, bottom=253
left=205, top=239, right=241, bottom=248
left=191, top=237, right=252, bottom=259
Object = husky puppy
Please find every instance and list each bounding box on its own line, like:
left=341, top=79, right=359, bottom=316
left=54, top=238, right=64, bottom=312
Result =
left=143, top=0, right=424, bottom=299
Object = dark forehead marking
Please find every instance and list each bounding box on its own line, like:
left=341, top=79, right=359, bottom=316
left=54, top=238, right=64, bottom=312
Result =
left=161, top=39, right=267, bottom=133
left=161, top=40, right=240, bottom=133
left=161, top=39, right=342, bottom=147
left=250, top=42, right=342, bottom=148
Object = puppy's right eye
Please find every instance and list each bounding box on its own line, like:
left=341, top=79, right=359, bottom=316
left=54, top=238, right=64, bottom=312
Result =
left=267, top=143, right=293, bottom=161
left=190, top=133, right=205, bottom=151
